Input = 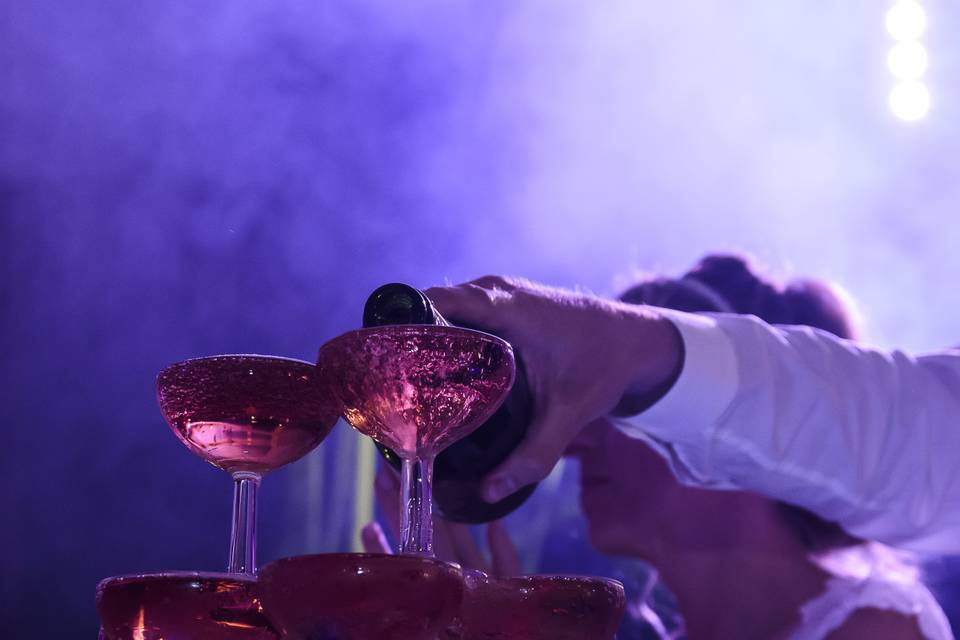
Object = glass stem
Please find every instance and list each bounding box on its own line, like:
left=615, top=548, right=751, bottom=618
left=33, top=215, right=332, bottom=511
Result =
left=228, top=471, right=261, bottom=575
left=399, top=455, right=435, bottom=555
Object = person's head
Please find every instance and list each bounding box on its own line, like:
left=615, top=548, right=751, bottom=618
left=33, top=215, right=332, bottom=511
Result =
left=618, top=254, right=860, bottom=340
left=567, top=253, right=862, bottom=559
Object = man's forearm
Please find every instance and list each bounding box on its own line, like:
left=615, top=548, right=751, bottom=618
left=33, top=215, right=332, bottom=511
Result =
left=614, top=310, right=960, bottom=553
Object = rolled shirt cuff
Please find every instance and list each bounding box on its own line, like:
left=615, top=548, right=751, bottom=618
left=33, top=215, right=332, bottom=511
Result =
left=610, top=309, right=739, bottom=486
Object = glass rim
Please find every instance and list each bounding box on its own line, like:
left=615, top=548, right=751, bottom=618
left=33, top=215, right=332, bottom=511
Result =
left=96, top=571, right=257, bottom=591
left=262, top=552, right=463, bottom=570
left=317, top=324, right=513, bottom=354
left=484, top=573, right=625, bottom=589
left=159, top=354, right=315, bottom=372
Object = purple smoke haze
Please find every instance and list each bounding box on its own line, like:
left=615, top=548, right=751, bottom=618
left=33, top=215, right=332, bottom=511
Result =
left=3, top=0, right=960, bottom=635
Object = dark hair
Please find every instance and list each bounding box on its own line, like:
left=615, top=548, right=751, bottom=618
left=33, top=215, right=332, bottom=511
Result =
left=620, top=253, right=861, bottom=552
left=620, top=254, right=859, bottom=341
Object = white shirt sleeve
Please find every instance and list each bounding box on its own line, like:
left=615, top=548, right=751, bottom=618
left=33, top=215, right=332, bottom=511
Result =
left=611, top=310, right=960, bottom=554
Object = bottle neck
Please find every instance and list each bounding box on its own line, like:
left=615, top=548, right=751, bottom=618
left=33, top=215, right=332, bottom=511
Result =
left=363, top=283, right=451, bottom=327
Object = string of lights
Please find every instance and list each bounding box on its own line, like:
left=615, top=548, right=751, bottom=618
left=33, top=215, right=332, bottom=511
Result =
left=886, top=0, right=930, bottom=121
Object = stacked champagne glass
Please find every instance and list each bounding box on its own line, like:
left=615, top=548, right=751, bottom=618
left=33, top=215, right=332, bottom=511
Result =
left=96, top=286, right=626, bottom=640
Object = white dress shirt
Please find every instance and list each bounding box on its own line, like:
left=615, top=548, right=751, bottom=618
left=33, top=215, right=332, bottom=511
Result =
left=613, top=310, right=960, bottom=554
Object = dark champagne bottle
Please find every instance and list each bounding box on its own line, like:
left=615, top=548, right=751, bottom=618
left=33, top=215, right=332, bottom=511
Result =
left=363, top=283, right=536, bottom=523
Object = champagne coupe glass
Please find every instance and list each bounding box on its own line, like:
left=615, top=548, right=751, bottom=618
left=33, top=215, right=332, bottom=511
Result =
left=259, top=553, right=464, bottom=640
left=317, top=326, right=515, bottom=555
left=157, top=355, right=338, bottom=574
left=97, top=572, right=276, bottom=640
left=455, top=572, right=626, bottom=639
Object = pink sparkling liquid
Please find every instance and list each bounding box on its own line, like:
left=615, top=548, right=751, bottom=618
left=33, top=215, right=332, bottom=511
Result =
left=316, top=326, right=515, bottom=458
left=96, top=572, right=276, bottom=640
left=259, top=553, right=463, bottom=640
left=452, top=572, right=626, bottom=640
left=157, top=355, right=338, bottom=475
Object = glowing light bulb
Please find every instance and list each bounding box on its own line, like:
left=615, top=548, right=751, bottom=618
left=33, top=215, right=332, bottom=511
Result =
left=889, top=81, right=930, bottom=121
left=887, top=41, right=929, bottom=78
left=886, top=1, right=927, bottom=41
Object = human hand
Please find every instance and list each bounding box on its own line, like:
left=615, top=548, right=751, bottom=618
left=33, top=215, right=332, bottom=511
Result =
left=426, top=276, right=683, bottom=503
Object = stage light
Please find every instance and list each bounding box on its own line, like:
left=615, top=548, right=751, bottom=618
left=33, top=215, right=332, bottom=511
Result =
left=886, top=1, right=927, bottom=41
left=887, top=41, right=928, bottom=79
left=889, top=81, right=930, bottom=121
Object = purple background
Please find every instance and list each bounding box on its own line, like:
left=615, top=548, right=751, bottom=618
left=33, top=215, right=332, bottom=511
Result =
left=3, top=1, right=960, bottom=635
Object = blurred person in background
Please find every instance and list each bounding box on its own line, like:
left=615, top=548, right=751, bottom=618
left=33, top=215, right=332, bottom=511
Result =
left=425, top=260, right=960, bottom=556
left=367, top=255, right=953, bottom=638
left=561, top=255, right=951, bottom=638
